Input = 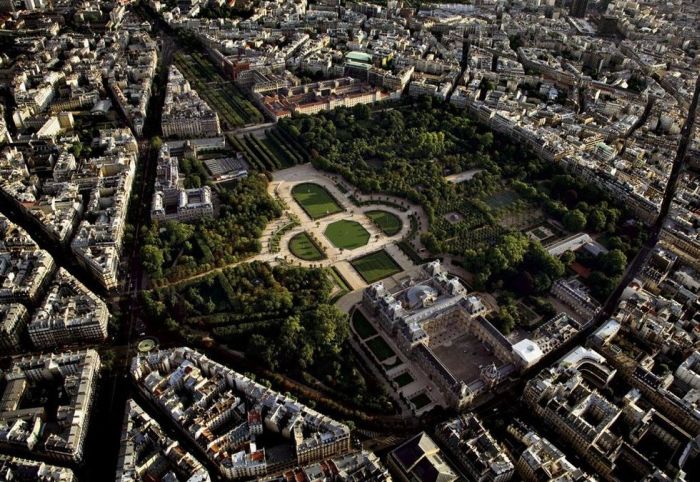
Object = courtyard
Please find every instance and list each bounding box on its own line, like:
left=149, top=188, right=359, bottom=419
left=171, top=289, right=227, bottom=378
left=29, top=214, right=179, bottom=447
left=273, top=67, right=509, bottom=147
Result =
left=431, top=333, right=499, bottom=383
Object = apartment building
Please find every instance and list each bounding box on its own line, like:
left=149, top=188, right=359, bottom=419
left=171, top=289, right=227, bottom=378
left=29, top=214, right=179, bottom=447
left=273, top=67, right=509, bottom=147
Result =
left=0, top=303, right=29, bottom=352
left=436, top=413, right=514, bottom=482
left=161, top=65, right=221, bottom=138
left=131, top=347, right=352, bottom=480
left=28, top=268, right=109, bottom=349
left=0, top=349, right=101, bottom=463
left=387, top=432, right=458, bottom=482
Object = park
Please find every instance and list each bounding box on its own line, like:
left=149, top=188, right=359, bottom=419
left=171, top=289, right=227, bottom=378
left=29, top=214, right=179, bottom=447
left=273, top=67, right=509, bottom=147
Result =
left=263, top=164, right=418, bottom=290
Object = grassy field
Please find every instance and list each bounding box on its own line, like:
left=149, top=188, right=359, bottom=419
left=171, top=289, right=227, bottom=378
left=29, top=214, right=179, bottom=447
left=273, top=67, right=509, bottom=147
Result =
left=324, top=220, right=370, bottom=250
left=484, top=189, right=520, bottom=209
left=393, top=372, right=414, bottom=387
left=365, top=335, right=396, bottom=361
left=288, top=232, right=325, bottom=261
left=291, top=183, right=342, bottom=219
left=173, top=52, right=263, bottom=128
left=352, top=310, right=377, bottom=340
left=366, top=210, right=402, bottom=236
left=351, top=250, right=402, bottom=283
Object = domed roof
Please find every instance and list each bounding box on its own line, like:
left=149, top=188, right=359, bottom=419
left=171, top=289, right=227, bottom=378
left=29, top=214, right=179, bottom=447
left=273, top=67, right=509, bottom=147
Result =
left=406, top=284, right=438, bottom=309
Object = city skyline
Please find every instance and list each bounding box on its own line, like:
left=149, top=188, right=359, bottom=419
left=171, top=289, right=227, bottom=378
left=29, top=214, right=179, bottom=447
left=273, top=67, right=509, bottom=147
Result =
left=0, top=0, right=698, bottom=481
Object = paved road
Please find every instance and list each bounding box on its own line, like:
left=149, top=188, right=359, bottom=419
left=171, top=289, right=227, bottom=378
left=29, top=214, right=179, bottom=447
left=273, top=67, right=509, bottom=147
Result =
left=225, top=122, right=276, bottom=138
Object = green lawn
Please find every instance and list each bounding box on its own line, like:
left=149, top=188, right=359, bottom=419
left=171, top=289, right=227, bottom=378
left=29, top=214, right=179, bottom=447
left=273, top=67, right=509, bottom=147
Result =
left=365, top=335, right=396, bottom=361
left=410, top=393, right=432, bottom=410
left=484, top=189, right=520, bottom=209
left=291, top=183, right=342, bottom=219
left=350, top=250, right=402, bottom=283
left=393, top=372, right=414, bottom=388
left=324, top=220, right=370, bottom=250
left=289, top=232, right=325, bottom=261
left=366, top=210, right=402, bottom=236
left=352, top=310, right=377, bottom=340
left=515, top=302, right=540, bottom=328
left=329, top=266, right=350, bottom=292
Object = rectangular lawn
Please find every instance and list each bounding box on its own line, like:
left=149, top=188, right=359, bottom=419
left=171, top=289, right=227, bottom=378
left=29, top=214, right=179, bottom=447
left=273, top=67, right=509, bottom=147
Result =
left=291, top=183, right=342, bottom=219
left=350, top=250, right=402, bottom=283
left=352, top=310, right=377, bottom=340
left=365, top=335, right=396, bottom=361
left=393, top=372, right=414, bottom=388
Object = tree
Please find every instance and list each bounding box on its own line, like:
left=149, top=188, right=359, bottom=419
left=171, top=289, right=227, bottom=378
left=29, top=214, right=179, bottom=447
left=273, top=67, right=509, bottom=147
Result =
left=142, top=245, right=164, bottom=278
left=533, top=272, right=553, bottom=293
left=164, top=317, right=178, bottom=332
left=589, top=271, right=616, bottom=301
left=279, top=315, right=306, bottom=362
left=246, top=334, right=279, bottom=370
left=563, top=209, right=587, bottom=232
left=600, top=249, right=627, bottom=277
left=141, top=291, right=165, bottom=317
left=494, top=305, right=517, bottom=334
left=606, top=235, right=630, bottom=253
left=380, top=111, right=404, bottom=137
left=421, top=232, right=441, bottom=254
left=353, top=103, right=371, bottom=120
left=525, top=242, right=565, bottom=279
left=514, top=271, right=535, bottom=295
left=587, top=209, right=607, bottom=232
left=561, top=250, right=576, bottom=266
left=305, top=305, right=349, bottom=357
left=499, top=233, right=529, bottom=267
left=151, top=136, right=163, bottom=151
left=71, top=141, right=83, bottom=158
left=487, top=246, right=510, bottom=272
